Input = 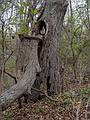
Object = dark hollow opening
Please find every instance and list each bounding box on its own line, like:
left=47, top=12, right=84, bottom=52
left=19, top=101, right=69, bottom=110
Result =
left=47, top=75, right=51, bottom=95
left=38, top=40, right=43, bottom=61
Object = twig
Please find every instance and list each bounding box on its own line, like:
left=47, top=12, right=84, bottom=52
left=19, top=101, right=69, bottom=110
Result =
left=4, top=51, right=14, bottom=64
left=4, top=70, right=17, bottom=83
left=32, top=87, right=58, bottom=102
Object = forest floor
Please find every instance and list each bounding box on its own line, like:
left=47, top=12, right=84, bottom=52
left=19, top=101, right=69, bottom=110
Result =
left=1, top=83, right=90, bottom=120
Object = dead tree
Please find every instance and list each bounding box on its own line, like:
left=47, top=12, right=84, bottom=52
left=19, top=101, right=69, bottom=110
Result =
left=0, top=0, right=68, bottom=110
left=0, top=35, right=41, bottom=110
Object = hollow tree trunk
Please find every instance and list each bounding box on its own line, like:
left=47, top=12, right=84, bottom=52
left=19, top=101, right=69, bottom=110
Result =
left=0, top=0, right=68, bottom=109
left=32, top=0, right=68, bottom=95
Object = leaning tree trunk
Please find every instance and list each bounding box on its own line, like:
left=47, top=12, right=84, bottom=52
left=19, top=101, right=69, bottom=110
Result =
left=0, top=35, right=41, bottom=110
left=32, top=0, right=68, bottom=96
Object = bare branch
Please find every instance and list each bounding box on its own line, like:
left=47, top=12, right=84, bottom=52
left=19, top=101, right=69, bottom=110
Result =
left=37, top=2, right=46, bottom=21
left=4, top=70, right=17, bottom=84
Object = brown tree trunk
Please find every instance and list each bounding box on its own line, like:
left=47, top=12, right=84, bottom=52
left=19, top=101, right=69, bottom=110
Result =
left=32, top=0, right=68, bottom=96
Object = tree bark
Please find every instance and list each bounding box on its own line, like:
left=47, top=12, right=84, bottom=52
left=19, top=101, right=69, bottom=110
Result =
left=0, top=0, right=68, bottom=109
left=33, top=0, right=68, bottom=95
left=0, top=35, right=41, bottom=110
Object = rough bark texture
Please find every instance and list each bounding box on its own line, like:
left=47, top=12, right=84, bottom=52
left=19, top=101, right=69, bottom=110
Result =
left=0, top=36, right=41, bottom=110
left=33, top=0, right=68, bottom=95
left=0, top=0, right=68, bottom=108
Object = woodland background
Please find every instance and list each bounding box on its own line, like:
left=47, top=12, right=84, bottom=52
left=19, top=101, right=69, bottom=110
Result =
left=0, top=0, right=90, bottom=120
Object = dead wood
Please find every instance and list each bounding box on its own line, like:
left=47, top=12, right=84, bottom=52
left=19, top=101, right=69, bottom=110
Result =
left=0, top=35, right=41, bottom=110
